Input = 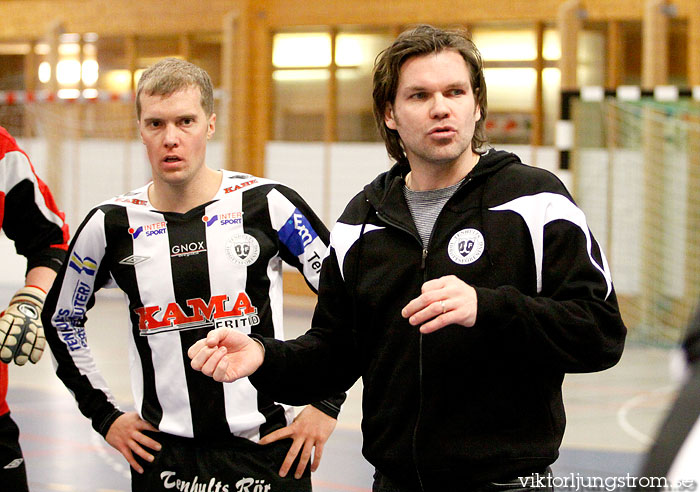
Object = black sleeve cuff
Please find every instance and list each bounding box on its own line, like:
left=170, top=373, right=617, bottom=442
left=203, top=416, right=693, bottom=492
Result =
left=310, top=390, right=347, bottom=419
left=26, top=246, right=67, bottom=274
left=248, top=334, right=287, bottom=393
left=94, top=408, right=125, bottom=439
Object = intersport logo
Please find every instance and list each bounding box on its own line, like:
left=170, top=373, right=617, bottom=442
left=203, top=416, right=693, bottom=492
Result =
left=128, top=221, right=167, bottom=239
left=203, top=211, right=243, bottom=227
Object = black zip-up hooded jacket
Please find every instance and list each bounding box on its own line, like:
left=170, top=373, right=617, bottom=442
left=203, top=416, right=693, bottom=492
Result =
left=251, top=149, right=627, bottom=490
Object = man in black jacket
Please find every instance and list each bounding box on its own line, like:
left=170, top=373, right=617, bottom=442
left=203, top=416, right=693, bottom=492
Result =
left=189, top=25, right=627, bottom=491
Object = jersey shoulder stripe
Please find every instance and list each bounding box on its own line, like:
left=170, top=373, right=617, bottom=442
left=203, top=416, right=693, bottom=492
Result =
left=330, top=222, right=385, bottom=282
left=490, top=192, right=613, bottom=298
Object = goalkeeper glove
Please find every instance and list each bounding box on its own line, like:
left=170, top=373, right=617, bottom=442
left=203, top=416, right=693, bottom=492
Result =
left=0, top=286, right=47, bottom=365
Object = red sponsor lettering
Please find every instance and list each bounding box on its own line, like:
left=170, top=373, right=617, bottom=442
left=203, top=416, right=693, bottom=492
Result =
left=135, top=293, right=256, bottom=332
left=231, top=292, right=255, bottom=315
left=144, top=221, right=167, bottom=231
left=186, top=295, right=227, bottom=321
left=135, top=305, right=164, bottom=330
left=220, top=212, right=243, bottom=219
left=161, top=303, right=191, bottom=326
left=223, top=179, right=258, bottom=194
left=115, top=197, right=149, bottom=206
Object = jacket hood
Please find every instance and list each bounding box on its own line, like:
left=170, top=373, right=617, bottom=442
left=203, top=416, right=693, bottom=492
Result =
left=363, top=149, right=523, bottom=211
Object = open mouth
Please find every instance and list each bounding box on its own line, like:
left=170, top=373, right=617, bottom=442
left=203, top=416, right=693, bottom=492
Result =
left=164, top=156, right=182, bottom=163
left=430, top=126, right=456, bottom=135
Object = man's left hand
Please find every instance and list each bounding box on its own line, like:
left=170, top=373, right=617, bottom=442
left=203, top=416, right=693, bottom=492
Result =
left=259, top=405, right=338, bottom=479
left=401, top=275, right=478, bottom=334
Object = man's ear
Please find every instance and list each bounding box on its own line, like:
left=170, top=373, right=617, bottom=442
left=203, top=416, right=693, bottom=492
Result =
left=384, top=103, right=397, bottom=130
left=207, top=113, right=217, bottom=139
left=473, top=89, right=482, bottom=123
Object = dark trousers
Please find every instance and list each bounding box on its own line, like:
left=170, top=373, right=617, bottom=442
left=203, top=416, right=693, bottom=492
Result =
left=131, top=432, right=311, bottom=492
left=373, top=467, right=554, bottom=492
left=0, top=412, right=29, bottom=492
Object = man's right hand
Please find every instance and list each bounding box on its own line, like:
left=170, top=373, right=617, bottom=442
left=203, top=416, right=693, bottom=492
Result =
left=0, top=286, right=47, bottom=365
left=105, top=412, right=161, bottom=474
left=188, top=328, right=264, bottom=382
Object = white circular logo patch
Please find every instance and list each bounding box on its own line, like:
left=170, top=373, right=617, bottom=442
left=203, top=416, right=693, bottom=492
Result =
left=17, top=303, right=39, bottom=320
left=225, top=233, right=260, bottom=266
left=448, top=229, right=485, bottom=265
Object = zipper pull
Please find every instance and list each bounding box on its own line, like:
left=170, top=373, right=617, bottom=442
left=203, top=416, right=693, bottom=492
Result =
left=421, top=248, right=428, bottom=269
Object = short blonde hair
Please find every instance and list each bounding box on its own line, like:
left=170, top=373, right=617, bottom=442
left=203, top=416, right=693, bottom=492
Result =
left=136, top=57, right=214, bottom=119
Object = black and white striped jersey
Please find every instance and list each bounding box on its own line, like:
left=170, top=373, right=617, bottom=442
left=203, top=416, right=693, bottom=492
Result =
left=43, top=170, right=339, bottom=441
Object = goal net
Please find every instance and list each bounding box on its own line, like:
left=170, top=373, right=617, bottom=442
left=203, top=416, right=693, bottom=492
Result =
left=572, top=93, right=700, bottom=346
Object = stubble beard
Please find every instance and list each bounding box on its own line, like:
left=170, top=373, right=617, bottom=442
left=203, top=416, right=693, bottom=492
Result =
left=408, top=137, right=471, bottom=169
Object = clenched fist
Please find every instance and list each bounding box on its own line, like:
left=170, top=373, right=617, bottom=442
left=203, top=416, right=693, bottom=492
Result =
left=0, top=286, right=47, bottom=365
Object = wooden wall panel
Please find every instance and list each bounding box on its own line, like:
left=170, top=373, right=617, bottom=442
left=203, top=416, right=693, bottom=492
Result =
left=606, top=21, right=624, bottom=87
left=0, top=0, right=245, bottom=39
left=689, top=8, right=700, bottom=85
left=642, top=0, right=669, bottom=87
left=249, top=11, right=272, bottom=179
left=558, top=0, right=582, bottom=90
left=258, top=0, right=562, bottom=27
left=1, top=0, right=680, bottom=42
left=256, top=0, right=652, bottom=27
left=4, top=1, right=699, bottom=42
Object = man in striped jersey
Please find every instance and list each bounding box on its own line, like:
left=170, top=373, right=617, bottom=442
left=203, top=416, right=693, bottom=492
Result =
left=0, top=125, right=69, bottom=492
left=42, top=58, right=343, bottom=491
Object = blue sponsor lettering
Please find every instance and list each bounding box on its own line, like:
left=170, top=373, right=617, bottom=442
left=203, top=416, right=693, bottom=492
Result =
left=72, top=281, right=91, bottom=308
left=55, top=305, right=88, bottom=351
left=278, top=209, right=319, bottom=256
left=59, top=327, right=87, bottom=351
left=51, top=282, right=91, bottom=351
left=221, top=218, right=242, bottom=225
